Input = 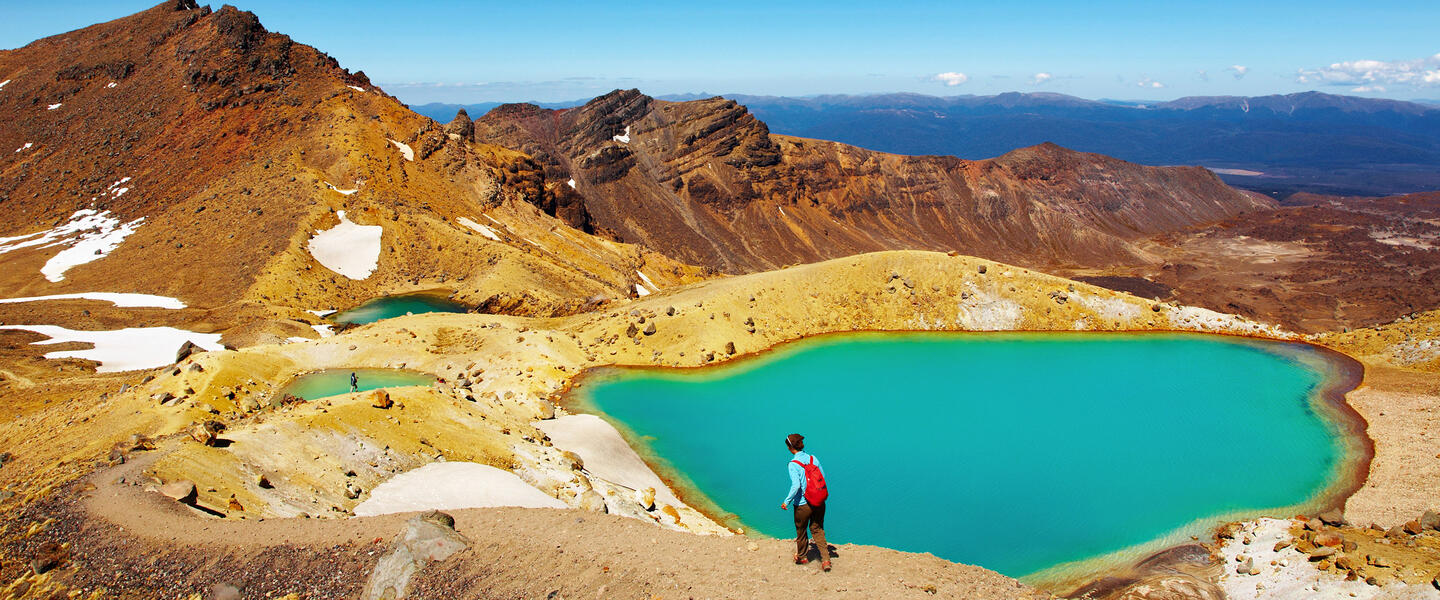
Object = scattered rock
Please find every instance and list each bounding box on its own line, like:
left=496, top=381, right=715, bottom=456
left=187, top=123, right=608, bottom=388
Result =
left=1308, top=546, right=1337, bottom=560
left=228, top=494, right=244, bottom=511
left=977, top=264, right=987, bottom=274
left=642, top=322, right=656, bottom=336
left=190, top=421, right=223, bottom=445
left=1314, top=531, right=1343, bottom=547
left=159, top=480, right=197, bottom=504
left=1334, top=555, right=1356, bottom=572
left=724, top=341, right=736, bottom=355
left=1403, top=519, right=1424, bottom=535
left=576, top=490, right=607, bottom=513
left=624, top=323, right=638, bottom=338
left=370, top=389, right=393, bottom=409
left=125, top=433, right=155, bottom=451
left=1420, top=509, right=1440, bottom=531
left=361, top=511, right=470, bottom=600
left=30, top=541, right=67, bottom=575
left=636, top=487, right=656, bottom=511
left=746, top=541, right=759, bottom=551
left=210, top=583, right=242, bottom=600
left=175, top=340, right=203, bottom=363
left=1237, top=556, right=1254, bottom=575
left=1318, top=509, right=1347, bottom=527
left=257, top=474, right=273, bottom=489
left=665, top=306, right=676, bottom=316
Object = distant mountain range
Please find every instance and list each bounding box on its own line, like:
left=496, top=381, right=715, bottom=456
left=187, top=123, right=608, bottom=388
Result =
left=416, top=91, right=1440, bottom=197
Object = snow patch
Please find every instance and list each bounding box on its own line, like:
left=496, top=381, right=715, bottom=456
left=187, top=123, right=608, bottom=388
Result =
left=307, top=210, right=382, bottom=280
left=46, top=103, right=61, bottom=110
left=0, top=325, right=222, bottom=372
left=387, top=139, right=414, bottom=161
left=307, top=309, right=336, bottom=317
left=311, top=324, right=334, bottom=338
left=538, top=414, right=685, bottom=508
left=326, top=182, right=359, bottom=195
left=0, top=80, right=10, bottom=90
left=14, top=142, right=31, bottom=153
left=612, top=126, right=630, bottom=144
left=0, top=293, right=185, bottom=309
left=456, top=217, right=501, bottom=241
left=634, top=284, right=651, bottom=297
left=353, top=462, right=566, bottom=517
left=636, top=270, right=658, bottom=295
left=106, top=82, right=116, bottom=89
left=0, top=210, right=146, bottom=282
left=285, top=336, right=309, bottom=344
left=347, top=85, right=365, bottom=92
left=566, top=178, right=576, bottom=189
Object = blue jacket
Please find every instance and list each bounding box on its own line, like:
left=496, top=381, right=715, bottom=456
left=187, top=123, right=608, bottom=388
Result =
left=784, top=451, right=826, bottom=506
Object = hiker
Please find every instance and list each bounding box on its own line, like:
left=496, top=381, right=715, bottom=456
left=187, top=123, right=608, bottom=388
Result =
left=349, top=371, right=358, bottom=393
left=781, top=433, right=830, bottom=571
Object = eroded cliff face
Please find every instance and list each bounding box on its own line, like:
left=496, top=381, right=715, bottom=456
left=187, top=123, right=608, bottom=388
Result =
left=473, top=89, right=1274, bottom=273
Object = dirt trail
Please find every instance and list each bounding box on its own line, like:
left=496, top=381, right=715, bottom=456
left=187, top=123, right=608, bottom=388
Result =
left=23, top=452, right=1042, bottom=599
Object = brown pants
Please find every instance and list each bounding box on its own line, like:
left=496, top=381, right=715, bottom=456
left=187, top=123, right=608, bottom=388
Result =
left=793, top=502, right=829, bottom=562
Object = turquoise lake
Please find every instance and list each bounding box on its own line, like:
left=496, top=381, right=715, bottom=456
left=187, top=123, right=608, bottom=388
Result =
left=575, top=332, right=1360, bottom=580
left=332, top=292, right=468, bottom=325
left=277, top=368, right=435, bottom=401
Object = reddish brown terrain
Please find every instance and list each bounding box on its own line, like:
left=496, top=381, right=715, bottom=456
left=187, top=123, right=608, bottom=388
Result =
left=472, top=90, right=1274, bottom=272
left=1065, top=191, right=1440, bottom=332
left=1, top=3, right=1439, bottom=600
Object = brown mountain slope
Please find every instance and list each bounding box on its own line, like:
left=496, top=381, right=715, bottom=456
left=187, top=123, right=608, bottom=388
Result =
left=472, top=89, right=1274, bottom=273
left=0, top=2, right=696, bottom=322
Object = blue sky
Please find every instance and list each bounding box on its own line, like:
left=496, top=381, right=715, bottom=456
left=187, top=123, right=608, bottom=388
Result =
left=3, top=0, right=1438, bottom=104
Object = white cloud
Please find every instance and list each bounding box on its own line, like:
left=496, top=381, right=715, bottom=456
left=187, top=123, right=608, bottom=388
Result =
left=1351, top=85, right=1387, bottom=93
left=1228, top=65, right=1249, bottom=79
left=1030, top=72, right=1054, bottom=85
left=1136, top=77, right=1165, bottom=89
left=932, top=72, right=969, bottom=86
left=1197, top=69, right=1210, bottom=82
left=1297, top=53, right=1440, bottom=88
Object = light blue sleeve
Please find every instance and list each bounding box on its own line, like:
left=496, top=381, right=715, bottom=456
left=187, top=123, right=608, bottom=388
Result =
left=784, top=460, right=804, bottom=506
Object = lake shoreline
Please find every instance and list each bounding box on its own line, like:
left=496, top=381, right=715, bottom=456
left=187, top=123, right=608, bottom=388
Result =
left=561, top=329, right=1374, bottom=591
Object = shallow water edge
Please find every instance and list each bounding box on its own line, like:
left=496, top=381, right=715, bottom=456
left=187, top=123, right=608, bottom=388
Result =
left=559, top=329, right=1372, bottom=591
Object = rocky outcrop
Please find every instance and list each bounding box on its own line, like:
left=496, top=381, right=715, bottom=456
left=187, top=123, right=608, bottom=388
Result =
left=474, top=90, right=1273, bottom=273
left=361, top=511, right=469, bottom=600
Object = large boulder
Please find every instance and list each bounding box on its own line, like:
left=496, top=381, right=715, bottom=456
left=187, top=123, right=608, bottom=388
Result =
left=159, top=480, right=197, bottom=504
left=444, top=108, right=474, bottom=140
left=361, top=511, right=469, bottom=600
left=175, top=340, right=204, bottom=363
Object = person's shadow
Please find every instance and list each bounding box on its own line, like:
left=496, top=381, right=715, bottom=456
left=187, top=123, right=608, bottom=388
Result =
left=803, top=544, right=841, bottom=563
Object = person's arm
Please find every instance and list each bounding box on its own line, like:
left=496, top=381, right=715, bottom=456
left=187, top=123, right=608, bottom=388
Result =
left=781, top=461, right=802, bottom=509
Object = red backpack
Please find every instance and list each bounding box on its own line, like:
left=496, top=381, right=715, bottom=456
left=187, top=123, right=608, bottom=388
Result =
left=792, top=456, right=828, bottom=506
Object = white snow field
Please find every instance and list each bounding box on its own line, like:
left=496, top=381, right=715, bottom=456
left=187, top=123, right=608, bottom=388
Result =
left=306, top=210, right=382, bottom=280
left=456, top=217, right=501, bottom=241
left=353, top=462, right=567, bottom=517
left=0, top=293, right=185, bottom=309
left=612, top=126, right=631, bottom=143
left=0, top=325, right=223, bottom=372
left=387, top=139, right=414, bottom=161
left=0, top=209, right=146, bottom=282
left=326, top=182, right=359, bottom=195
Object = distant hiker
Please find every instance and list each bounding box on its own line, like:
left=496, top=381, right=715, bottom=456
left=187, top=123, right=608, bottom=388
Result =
left=349, top=371, right=358, bottom=393
left=781, top=433, right=831, bottom=571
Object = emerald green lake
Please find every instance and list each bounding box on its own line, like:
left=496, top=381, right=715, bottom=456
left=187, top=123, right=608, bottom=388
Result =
left=277, top=368, right=435, bottom=401
left=332, top=291, right=468, bottom=325
left=575, top=332, right=1362, bottom=580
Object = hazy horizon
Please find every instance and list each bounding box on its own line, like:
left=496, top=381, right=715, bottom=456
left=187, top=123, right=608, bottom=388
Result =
left=3, top=1, right=1437, bottom=106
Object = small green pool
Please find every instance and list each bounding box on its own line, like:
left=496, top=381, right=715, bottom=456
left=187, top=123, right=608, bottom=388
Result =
left=572, top=332, right=1364, bottom=582
left=331, top=291, right=468, bottom=325
left=277, top=368, right=435, bottom=401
